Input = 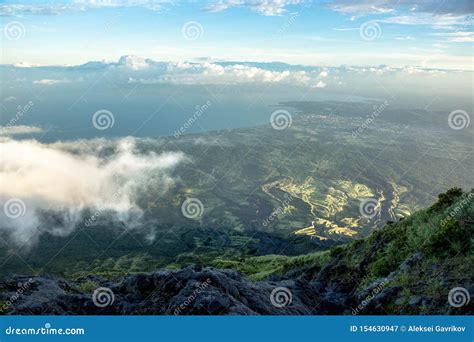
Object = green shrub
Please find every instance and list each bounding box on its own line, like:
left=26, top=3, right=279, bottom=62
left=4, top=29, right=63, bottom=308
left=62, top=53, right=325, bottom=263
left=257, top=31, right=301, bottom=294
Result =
left=424, top=220, right=471, bottom=257
left=77, top=280, right=98, bottom=293
left=428, top=187, right=463, bottom=213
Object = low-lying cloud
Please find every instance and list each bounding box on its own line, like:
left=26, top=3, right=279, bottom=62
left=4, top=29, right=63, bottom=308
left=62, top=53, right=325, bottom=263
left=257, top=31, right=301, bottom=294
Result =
left=6, top=56, right=471, bottom=89
left=33, top=79, right=72, bottom=85
left=0, top=137, right=185, bottom=246
left=128, top=61, right=315, bottom=86
left=0, top=125, right=43, bottom=136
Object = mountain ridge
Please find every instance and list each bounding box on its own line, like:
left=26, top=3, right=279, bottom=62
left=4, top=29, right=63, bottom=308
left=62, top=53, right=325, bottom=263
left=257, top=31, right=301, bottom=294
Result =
left=1, top=188, right=472, bottom=315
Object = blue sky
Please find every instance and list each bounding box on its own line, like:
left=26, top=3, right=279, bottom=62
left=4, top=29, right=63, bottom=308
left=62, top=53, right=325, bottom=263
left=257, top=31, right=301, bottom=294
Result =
left=1, top=0, right=473, bottom=69
left=0, top=4, right=472, bottom=241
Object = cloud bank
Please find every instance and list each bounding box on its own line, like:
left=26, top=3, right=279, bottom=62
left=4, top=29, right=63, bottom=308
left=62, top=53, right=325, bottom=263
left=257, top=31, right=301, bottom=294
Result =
left=0, top=137, right=185, bottom=246
left=206, top=0, right=301, bottom=16
left=128, top=61, right=316, bottom=86
left=8, top=55, right=468, bottom=96
left=4, top=54, right=467, bottom=94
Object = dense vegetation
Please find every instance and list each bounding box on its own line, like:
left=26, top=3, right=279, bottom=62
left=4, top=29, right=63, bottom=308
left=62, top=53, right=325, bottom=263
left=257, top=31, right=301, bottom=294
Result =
left=211, top=188, right=473, bottom=286
left=45, top=188, right=474, bottom=295
left=2, top=103, right=473, bottom=280
left=1, top=188, right=472, bottom=315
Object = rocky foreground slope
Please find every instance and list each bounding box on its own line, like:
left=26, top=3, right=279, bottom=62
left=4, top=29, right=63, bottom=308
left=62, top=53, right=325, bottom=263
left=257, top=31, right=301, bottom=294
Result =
left=1, top=189, right=473, bottom=315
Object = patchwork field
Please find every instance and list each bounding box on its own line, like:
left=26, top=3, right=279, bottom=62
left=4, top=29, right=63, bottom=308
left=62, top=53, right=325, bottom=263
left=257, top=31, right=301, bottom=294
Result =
left=1, top=101, right=472, bottom=277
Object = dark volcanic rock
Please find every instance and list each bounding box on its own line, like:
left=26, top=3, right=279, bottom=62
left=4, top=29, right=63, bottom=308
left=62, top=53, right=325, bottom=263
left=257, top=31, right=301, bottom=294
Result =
left=1, top=267, right=319, bottom=315
left=0, top=247, right=471, bottom=315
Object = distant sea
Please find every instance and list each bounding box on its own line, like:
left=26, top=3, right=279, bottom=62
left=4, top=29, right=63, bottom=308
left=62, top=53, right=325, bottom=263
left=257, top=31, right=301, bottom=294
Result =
left=2, top=83, right=373, bottom=142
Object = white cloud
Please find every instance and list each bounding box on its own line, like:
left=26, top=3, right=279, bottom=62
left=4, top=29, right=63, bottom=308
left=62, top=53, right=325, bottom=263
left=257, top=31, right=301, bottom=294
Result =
left=2, top=0, right=302, bottom=17
left=329, top=1, right=472, bottom=27
left=7, top=56, right=473, bottom=89
left=432, top=31, right=474, bottom=43
left=117, top=55, right=150, bottom=70
left=432, top=31, right=474, bottom=37
left=312, top=80, right=326, bottom=88
left=448, top=36, right=474, bottom=42
left=3, top=96, right=16, bottom=102
left=395, top=36, right=415, bottom=40
left=432, top=43, right=446, bottom=49
left=33, top=79, right=71, bottom=85
left=206, top=0, right=301, bottom=16
left=332, top=27, right=359, bottom=31
left=13, top=62, right=40, bottom=68
left=329, top=0, right=473, bottom=17
left=0, top=125, right=43, bottom=136
left=129, top=62, right=312, bottom=85
left=0, top=1, right=167, bottom=16
left=380, top=14, right=469, bottom=26
left=330, top=1, right=394, bottom=16
left=0, top=137, right=185, bottom=245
